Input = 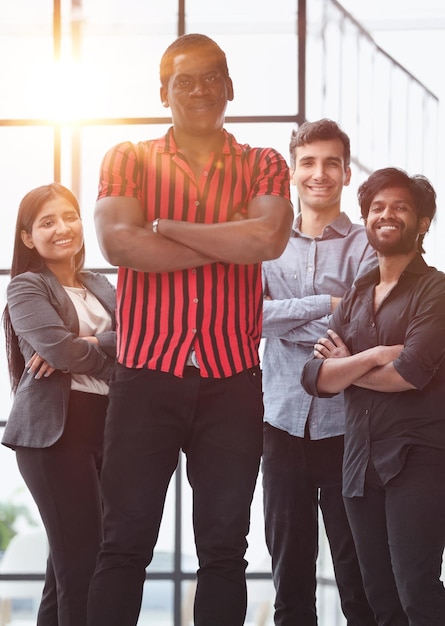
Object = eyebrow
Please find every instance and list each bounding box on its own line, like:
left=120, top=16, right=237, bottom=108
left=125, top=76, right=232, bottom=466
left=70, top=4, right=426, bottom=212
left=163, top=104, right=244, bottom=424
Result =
left=37, top=210, right=78, bottom=223
left=298, top=155, right=342, bottom=164
left=36, top=213, right=56, bottom=222
left=371, top=196, right=412, bottom=203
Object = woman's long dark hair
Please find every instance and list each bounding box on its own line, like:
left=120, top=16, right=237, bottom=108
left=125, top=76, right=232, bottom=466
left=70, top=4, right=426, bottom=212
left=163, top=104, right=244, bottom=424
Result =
left=3, top=183, right=85, bottom=392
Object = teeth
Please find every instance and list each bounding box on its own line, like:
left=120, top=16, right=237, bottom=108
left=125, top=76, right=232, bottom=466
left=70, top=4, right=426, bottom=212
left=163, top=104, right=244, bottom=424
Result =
left=380, top=226, right=397, bottom=231
left=55, top=239, right=72, bottom=244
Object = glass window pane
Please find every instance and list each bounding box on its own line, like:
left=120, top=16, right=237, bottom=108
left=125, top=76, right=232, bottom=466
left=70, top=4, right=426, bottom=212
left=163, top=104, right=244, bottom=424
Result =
left=0, top=128, right=55, bottom=267
left=0, top=2, right=53, bottom=119
left=186, top=0, right=298, bottom=117
left=140, top=579, right=174, bottom=625
left=66, top=0, right=179, bottom=119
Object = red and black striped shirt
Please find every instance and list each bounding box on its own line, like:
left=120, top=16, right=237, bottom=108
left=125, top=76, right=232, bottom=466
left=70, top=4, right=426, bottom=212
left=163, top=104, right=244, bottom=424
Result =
left=98, top=128, right=290, bottom=378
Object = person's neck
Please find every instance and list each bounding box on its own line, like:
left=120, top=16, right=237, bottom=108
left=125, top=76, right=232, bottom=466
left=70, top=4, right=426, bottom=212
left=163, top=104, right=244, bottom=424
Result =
left=377, top=250, right=417, bottom=285
left=299, top=205, right=341, bottom=238
left=175, top=129, right=225, bottom=161
left=46, top=263, right=79, bottom=288
left=174, top=128, right=225, bottom=180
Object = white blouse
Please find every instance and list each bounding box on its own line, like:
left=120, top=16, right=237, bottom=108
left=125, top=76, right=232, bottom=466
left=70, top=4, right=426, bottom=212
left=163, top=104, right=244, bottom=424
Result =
left=63, top=286, right=112, bottom=396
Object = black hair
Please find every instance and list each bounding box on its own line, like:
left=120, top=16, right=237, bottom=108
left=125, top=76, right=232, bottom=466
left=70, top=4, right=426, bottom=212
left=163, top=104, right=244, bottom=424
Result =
left=160, top=33, right=230, bottom=88
left=358, top=167, right=436, bottom=254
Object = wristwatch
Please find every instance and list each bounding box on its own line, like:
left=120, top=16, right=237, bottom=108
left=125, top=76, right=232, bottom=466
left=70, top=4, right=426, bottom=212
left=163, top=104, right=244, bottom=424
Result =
left=152, top=217, right=160, bottom=233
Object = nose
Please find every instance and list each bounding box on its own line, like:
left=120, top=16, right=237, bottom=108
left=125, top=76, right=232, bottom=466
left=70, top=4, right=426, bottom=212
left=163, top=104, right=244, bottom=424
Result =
left=190, top=78, right=209, bottom=97
left=55, top=219, right=71, bottom=233
left=312, top=164, right=327, bottom=180
left=379, top=205, right=397, bottom=220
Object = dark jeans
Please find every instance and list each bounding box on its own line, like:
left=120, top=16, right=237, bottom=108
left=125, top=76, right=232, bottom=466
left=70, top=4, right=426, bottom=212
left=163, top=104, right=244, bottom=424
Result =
left=344, top=446, right=445, bottom=626
left=262, top=422, right=376, bottom=626
left=16, top=391, right=107, bottom=626
left=87, top=364, right=264, bottom=626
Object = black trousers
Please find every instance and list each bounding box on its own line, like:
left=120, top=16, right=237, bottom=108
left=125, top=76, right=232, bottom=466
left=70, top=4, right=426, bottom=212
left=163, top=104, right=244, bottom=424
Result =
left=345, top=447, right=445, bottom=625
left=262, top=422, right=376, bottom=626
left=87, top=365, right=264, bottom=626
left=16, top=390, right=107, bottom=626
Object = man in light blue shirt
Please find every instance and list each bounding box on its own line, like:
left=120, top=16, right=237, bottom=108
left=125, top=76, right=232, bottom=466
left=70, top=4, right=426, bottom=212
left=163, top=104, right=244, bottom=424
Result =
left=262, top=119, right=377, bottom=625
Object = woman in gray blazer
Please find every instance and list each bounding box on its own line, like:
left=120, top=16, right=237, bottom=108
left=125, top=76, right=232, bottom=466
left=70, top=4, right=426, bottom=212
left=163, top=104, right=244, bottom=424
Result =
left=2, top=183, right=116, bottom=626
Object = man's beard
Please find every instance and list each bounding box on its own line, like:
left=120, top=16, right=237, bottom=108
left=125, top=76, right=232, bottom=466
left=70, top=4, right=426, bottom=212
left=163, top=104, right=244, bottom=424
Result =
left=367, top=221, right=419, bottom=256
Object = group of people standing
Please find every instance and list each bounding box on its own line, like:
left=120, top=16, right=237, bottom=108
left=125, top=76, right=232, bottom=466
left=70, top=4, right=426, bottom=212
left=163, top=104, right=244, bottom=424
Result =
left=2, top=32, right=445, bottom=626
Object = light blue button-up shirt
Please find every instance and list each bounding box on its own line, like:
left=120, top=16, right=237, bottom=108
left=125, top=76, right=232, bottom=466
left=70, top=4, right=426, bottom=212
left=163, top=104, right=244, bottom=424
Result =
left=261, top=211, right=376, bottom=439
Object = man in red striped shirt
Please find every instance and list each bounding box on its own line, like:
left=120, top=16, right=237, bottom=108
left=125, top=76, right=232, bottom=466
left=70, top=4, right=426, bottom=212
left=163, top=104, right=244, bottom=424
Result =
left=87, top=33, right=293, bottom=626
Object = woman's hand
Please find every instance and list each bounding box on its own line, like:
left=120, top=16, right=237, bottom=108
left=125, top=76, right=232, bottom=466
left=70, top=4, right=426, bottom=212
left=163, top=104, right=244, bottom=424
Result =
left=26, top=353, right=56, bottom=379
left=314, top=329, right=351, bottom=360
left=83, top=336, right=99, bottom=344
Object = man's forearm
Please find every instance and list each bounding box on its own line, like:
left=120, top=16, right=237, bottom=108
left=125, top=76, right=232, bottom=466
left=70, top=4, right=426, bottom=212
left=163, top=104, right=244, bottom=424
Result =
left=316, top=345, right=403, bottom=394
left=156, top=200, right=292, bottom=264
left=101, top=223, right=214, bottom=273
left=353, top=362, right=416, bottom=392
left=317, top=350, right=382, bottom=394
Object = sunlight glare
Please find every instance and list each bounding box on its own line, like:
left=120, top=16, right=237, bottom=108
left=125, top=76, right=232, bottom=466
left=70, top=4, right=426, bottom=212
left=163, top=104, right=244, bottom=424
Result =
left=29, top=57, right=101, bottom=123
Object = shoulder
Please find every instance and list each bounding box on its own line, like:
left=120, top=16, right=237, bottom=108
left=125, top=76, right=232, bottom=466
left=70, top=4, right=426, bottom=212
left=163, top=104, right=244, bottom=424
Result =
left=9, top=271, right=43, bottom=285
left=80, top=271, right=116, bottom=311
left=224, top=131, right=288, bottom=166
left=336, top=212, right=366, bottom=235
left=348, top=221, right=366, bottom=234
left=79, top=270, right=115, bottom=292
left=101, top=138, right=156, bottom=162
left=246, top=145, right=288, bottom=169
left=421, top=265, right=445, bottom=290
left=100, top=138, right=165, bottom=180
left=80, top=271, right=116, bottom=295
left=101, top=140, right=138, bottom=164
left=6, top=272, right=67, bottom=322
left=7, top=271, right=49, bottom=296
left=337, top=217, right=374, bottom=259
left=80, top=269, right=113, bottom=283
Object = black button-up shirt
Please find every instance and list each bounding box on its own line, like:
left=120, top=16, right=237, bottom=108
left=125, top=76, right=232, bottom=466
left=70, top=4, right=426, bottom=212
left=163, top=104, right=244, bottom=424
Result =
left=301, top=254, right=445, bottom=497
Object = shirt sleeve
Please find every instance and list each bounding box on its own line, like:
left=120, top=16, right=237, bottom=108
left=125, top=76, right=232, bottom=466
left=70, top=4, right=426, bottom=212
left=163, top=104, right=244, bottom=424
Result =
left=250, top=147, right=291, bottom=201
left=97, top=141, right=142, bottom=201
left=300, top=302, right=345, bottom=398
left=393, top=271, right=445, bottom=390
left=262, top=296, right=332, bottom=341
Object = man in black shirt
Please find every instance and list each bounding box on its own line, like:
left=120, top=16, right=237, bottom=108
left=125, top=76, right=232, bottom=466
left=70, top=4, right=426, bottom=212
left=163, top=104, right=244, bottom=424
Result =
left=302, top=167, right=445, bottom=625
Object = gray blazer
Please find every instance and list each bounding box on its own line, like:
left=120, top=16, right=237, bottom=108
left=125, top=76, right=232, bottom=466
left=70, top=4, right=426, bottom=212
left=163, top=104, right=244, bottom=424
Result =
left=2, top=266, right=116, bottom=449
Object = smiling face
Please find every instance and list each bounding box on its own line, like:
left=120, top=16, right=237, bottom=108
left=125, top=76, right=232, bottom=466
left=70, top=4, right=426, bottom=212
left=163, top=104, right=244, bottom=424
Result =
left=160, top=49, right=234, bottom=138
left=291, top=138, right=351, bottom=215
left=21, top=197, right=84, bottom=271
left=365, top=185, right=430, bottom=256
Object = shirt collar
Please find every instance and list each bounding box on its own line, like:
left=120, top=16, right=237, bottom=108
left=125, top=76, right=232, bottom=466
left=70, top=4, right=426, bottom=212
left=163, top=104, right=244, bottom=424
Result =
left=159, top=127, right=243, bottom=156
left=292, top=211, right=353, bottom=238
left=356, top=253, right=429, bottom=289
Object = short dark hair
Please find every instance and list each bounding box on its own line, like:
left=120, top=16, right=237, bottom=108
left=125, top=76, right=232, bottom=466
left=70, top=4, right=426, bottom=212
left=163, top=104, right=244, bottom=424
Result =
left=358, top=167, right=436, bottom=254
left=289, top=118, right=351, bottom=170
left=160, top=33, right=230, bottom=88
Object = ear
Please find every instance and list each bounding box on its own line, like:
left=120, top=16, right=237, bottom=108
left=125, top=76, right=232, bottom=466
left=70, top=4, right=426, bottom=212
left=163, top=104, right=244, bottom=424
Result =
left=419, top=216, right=431, bottom=235
left=160, top=86, right=169, bottom=108
left=226, top=77, right=234, bottom=102
left=289, top=168, right=296, bottom=186
left=21, top=230, right=34, bottom=249
left=344, top=166, right=352, bottom=187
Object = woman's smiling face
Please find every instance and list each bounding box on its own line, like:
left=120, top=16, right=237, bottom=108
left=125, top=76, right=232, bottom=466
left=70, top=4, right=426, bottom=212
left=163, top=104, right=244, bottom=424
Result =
left=21, top=196, right=84, bottom=268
